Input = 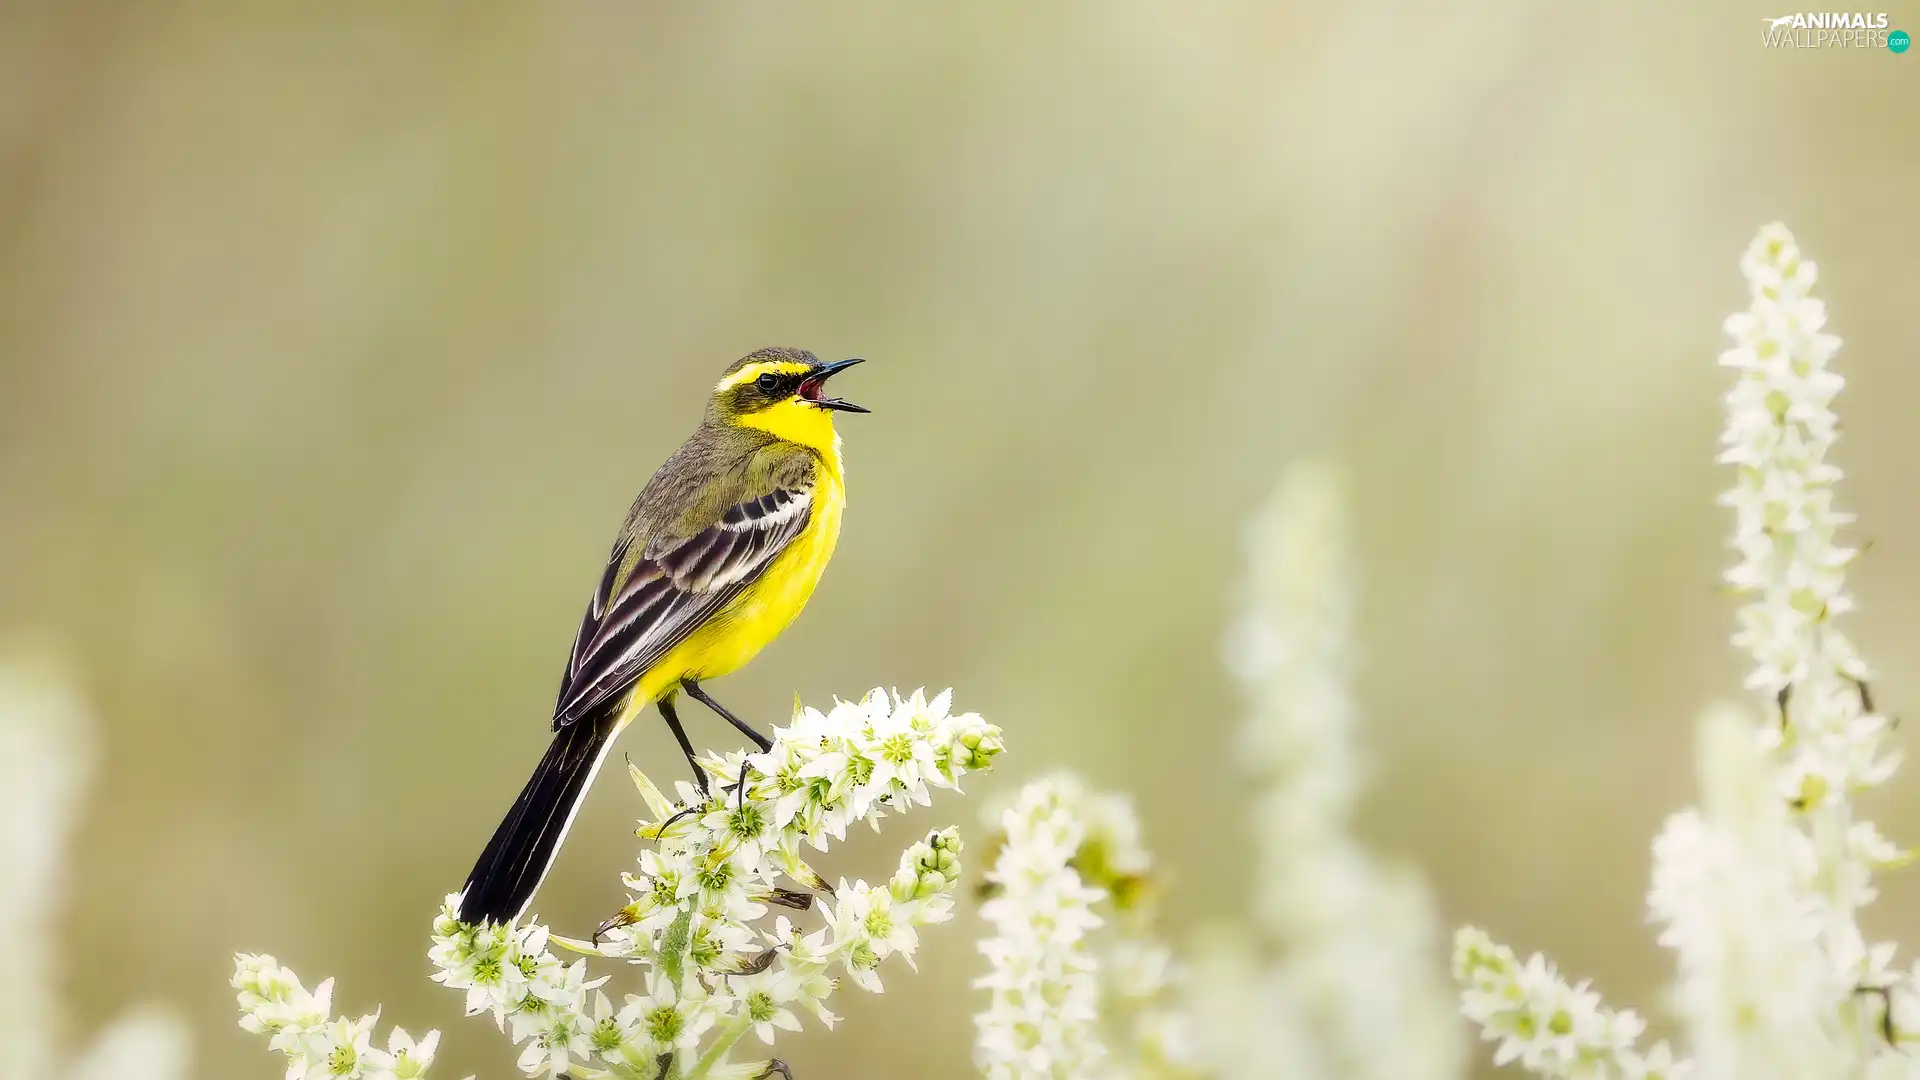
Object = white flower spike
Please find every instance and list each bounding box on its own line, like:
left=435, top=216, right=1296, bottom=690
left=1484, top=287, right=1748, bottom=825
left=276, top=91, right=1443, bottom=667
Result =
left=230, top=686, right=1000, bottom=1080
left=1205, top=461, right=1461, bottom=1080
left=1457, top=225, right=1913, bottom=1080
left=972, top=772, right=1194, bottom=1080
left=973, top=776, right=1110, bottom=1080
left=232, top=954, right=447, bottom=1080
left=1453, top=928, right=1685, bottom=1080
left=1719, top=223, right=1891, bottom=812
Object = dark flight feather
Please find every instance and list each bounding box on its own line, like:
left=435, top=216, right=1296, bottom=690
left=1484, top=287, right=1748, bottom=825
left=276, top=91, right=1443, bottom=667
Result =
left=456, top=702, right=621, bottom=926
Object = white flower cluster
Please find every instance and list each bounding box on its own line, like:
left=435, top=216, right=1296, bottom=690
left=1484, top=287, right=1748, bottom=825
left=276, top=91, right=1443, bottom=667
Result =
left=1, top=649, right=192, bottom=1080
left=1454, top=928, right=1686, bottom=1080
left=1719, top=222, right=1893, bottom=811
left=974, top=775, right=1111, bottom=1080
left=232, top=956, right=443, bottom=1080
left=428, top=688, right=1002, bottom=1080
left=1098, top=935, right=1194, bottom=1080
left=1209, top=462, right=1461, bottom=1080
left=974, top=773, right=1197, bottom=1080
left=1456, top=225, right=1916, bottom=1080
left=1225, top=460, right=1359, bottom=850
left=1646, top=707, right=1840, bottom=1080
left=1077, top=795, right=1194, bottom=1080
left=1644, top=223, right=1912, bottom=1078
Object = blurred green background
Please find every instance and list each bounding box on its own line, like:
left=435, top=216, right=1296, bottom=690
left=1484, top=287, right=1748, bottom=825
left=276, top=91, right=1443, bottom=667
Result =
left=3, top=2, right=1916, bottom=1077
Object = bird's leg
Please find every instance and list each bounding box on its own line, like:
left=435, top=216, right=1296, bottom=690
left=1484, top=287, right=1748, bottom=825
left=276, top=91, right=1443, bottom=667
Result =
left=681, top=679, right=774, bottom=751
left=657, top=695, right=710, bottom=799
left=659, top=804, right=705, bottom=832
left=681, top=679, right=771, bottom=808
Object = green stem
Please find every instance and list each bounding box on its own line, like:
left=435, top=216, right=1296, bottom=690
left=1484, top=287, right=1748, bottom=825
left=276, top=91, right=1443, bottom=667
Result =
left=681, top=1013, right=754, bottom=1080
left=613, top=1043, right=668, bottom=1080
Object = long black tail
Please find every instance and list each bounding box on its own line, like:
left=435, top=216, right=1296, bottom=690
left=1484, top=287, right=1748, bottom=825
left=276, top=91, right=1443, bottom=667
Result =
left=457, top=708, right=621, bottom=925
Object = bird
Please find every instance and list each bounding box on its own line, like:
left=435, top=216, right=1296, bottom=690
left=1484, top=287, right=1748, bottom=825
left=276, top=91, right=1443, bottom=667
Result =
left=456, top=346, right=869, bottom=926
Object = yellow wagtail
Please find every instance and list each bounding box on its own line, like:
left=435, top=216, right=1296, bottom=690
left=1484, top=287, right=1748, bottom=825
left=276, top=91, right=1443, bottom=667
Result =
left=457, top=347, right=868, bottom=925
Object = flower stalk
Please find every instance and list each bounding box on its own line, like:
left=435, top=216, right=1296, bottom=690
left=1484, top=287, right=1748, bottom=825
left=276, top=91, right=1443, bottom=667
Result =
left=973, top=773, right=1191, bottom=1080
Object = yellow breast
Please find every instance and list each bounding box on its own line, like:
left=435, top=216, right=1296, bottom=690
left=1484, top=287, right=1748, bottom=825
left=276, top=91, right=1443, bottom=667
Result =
left=629, top=462, right=845, bottom=709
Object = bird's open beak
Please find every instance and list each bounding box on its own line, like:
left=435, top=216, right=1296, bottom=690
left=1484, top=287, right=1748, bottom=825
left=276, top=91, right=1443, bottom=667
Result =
left=799, top=357, right=870, bottom=413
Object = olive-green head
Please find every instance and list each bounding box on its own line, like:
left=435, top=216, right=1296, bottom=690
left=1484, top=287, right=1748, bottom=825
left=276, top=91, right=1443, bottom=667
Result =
left=709, top=347, right=868, bottom=454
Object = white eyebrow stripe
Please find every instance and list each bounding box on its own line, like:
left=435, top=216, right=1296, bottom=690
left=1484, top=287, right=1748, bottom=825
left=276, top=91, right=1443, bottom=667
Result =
left=714, top=362, right=813, bottom=394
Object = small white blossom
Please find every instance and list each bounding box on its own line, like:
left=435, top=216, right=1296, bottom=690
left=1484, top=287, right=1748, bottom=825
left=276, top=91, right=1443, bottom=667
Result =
left=824, top=881, right=916, bottom=970
left=1454, top=928, right=1688, bottom=1080
left=507, top=961, right=606, bottom=1077
left=292, top=1014, right=379, bottom=1080
left=612, top=970, right=717, bottom=1063
left=732, top=966, right=806, bottom=1045
left=380, top=1027, right=439, bottom=1080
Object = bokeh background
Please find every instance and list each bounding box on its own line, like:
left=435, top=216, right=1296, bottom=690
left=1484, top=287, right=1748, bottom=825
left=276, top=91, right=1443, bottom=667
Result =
left=2, top=2, right=1916, bottom=1077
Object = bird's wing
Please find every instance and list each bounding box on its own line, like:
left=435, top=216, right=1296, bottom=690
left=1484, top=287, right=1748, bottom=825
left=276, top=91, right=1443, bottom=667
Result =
left=551, top=483, right=814, bottom=729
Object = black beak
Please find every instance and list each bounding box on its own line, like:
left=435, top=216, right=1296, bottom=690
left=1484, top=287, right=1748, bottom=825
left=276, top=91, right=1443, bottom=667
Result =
left=802, top=357, right=869, bottom=413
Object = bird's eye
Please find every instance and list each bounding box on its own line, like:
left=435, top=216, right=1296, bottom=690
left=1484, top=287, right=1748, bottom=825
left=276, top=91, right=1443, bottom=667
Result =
left=755, top=373, right=781, bottom=392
